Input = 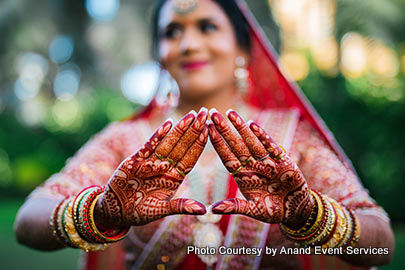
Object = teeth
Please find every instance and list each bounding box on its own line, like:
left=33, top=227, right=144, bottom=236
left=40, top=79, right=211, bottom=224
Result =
left=225, top=109, right=234, bottom=116
left=209, top=108, right=218, bottom=115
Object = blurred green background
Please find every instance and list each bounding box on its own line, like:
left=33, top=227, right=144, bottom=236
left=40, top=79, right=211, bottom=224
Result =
left=0, top=0, right=404, bottom=269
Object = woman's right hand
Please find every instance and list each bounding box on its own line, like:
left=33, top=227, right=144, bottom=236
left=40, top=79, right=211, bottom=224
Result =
left=94, top=108, right=209, bottom=229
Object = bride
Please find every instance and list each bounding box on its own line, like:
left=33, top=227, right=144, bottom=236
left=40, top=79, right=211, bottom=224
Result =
left=15, top=0, right=394, bottom=269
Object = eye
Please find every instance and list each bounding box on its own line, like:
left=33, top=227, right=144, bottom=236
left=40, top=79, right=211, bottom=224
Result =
left=161, top=25, right=182, bottom=40
left=199, top=22, right=217, bottom=34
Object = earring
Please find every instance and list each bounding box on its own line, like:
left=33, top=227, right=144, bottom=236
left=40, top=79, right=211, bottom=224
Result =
left=234, top=56, right=249, bottom=95
left=156, top=67, right=179, bottom=109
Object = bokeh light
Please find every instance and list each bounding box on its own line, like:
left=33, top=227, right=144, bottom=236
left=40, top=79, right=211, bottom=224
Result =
left=279, top=50, right=309, bottom=81
left=17, top=98, right=46, bottom=127
left=121, top=62, right=160, bottom=106
left=85, top=0, right=120, bottom=21
left=53, top=63, right=81, bottom=101
left=340, top=33, right=368, bottom=79
left=311, top=38, right=338, bottom=74
left=48, top=35, right=74, bottom=64
left=369, top=41, right=399, bottom=78
left=13, top=52, right=48, bottom=101
left=49, top=35, right=74, bottom=64
left=50, top=98, right=83, bottom=131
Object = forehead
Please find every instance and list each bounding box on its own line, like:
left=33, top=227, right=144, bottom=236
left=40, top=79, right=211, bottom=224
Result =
left=158, top=0, right=230, bottom=28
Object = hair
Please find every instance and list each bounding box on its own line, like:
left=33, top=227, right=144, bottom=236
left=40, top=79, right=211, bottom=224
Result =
left=151, top=0, right=252, bottom=59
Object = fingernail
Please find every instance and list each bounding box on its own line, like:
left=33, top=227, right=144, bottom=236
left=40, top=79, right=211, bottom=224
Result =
left=200, top=107, right=208, bottom=113
left=246, top=120, right=254, bottom=125
left=190, top=110, right=197, bottom=116
left=166, top=118, right=174, bottom=124
left=225, top=109, right=234, bottom=116
left=206, top=119, right=213, bottom=125
left=209, top=108, right=218, bottom=115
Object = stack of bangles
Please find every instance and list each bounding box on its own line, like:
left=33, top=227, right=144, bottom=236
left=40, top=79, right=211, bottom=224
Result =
left=280, top=189, right=360, bottom=252
left=49, top=185, right=130, bottom=252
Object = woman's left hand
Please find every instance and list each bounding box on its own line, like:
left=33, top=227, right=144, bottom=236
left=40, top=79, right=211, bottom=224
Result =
left=208, top=109, right=314, bottom=228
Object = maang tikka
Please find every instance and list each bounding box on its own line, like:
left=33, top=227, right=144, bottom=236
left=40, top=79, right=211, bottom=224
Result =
left=173, top=0, right=198, bottom=15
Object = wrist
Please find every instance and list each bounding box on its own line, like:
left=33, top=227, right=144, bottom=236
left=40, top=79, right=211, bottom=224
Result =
left=283, top=190, right=315, bottom=229
left=93, top=194, right=121, bottom=230
left=89, top=193, right=130, bottom=243
left=280, top=190, right=360, bottom=251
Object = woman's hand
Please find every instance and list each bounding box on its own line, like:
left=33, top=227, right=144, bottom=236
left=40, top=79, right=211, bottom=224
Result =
left=95, top=109, right=209, bottom=229
left=208, top=109, right=314, bottom=228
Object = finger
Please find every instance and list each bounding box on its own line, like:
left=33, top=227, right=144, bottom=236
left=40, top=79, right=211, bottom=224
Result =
left=211, top=198, right=256, bottom=218
left=210, top=108, right=251, bottom=163
left=249, top=121, right=285, bottom=160
left=130, top=119, right=173, bottom=162
left=226, top=109, right=268, bottom=160
left=208, top=122, right=242, bottom=173
left=167, top=198, right=206, bottom=215
left=176, top=125, right=209, bottom=175
left=155, top=110, right=196, bottom=159
left=167, top=107, right=208, bottom=164
left=132, top=198, right=206, bottom=225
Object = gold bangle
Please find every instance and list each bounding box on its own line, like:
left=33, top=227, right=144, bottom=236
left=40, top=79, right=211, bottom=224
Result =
left=345, top=209, right=360, bottom=248
left=352, top=211, right=361, bottom=246
left=337, top=206, right=353, bottom=248
left=58, top=197, right=76, bottom=248
left=311, top=196, right=336, bottom=246
left=322, top=198, right=347, bottom=248
left=73, top=188, right=94, bottom=240
left=63, top=200, right=108, bottom=252
left=280, top=189, right=323, bottom=237
left=296, top=194, right=335, bottom=246
left=75, top=187, right=105, bottom=243
left=52, top=197, right=76, bottom=248
left=88, top=193, right=129, bottom=243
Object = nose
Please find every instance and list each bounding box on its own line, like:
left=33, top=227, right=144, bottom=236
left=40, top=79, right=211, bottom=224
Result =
left=179, top=28, right=202, bottom=55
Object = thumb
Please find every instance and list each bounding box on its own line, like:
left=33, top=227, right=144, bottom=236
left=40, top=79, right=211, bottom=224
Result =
left=167, top=198, right=206, bottom=215
left=212, top=198, right=256, bottom=217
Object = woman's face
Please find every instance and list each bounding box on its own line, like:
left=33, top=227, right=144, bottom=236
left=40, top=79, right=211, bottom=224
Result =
left=158, top=0, right=247, bottom=101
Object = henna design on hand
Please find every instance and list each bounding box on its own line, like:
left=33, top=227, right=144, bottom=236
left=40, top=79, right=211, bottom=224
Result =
left=209, top=109, right=314, bottom=228
left=95, top=109, right=209, bottom=229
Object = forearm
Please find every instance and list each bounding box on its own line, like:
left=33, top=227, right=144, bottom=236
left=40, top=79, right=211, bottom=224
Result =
left=14, top=197, right=65, bottom=251
left=339, top=213, right=394, bottom=266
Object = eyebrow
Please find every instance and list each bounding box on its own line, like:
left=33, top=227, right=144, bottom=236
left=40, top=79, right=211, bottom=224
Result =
left=159, top=16, right=219, bottom=30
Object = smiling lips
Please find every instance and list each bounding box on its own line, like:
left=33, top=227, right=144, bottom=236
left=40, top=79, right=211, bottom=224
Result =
left=181, top=61, right=209, bottom=71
